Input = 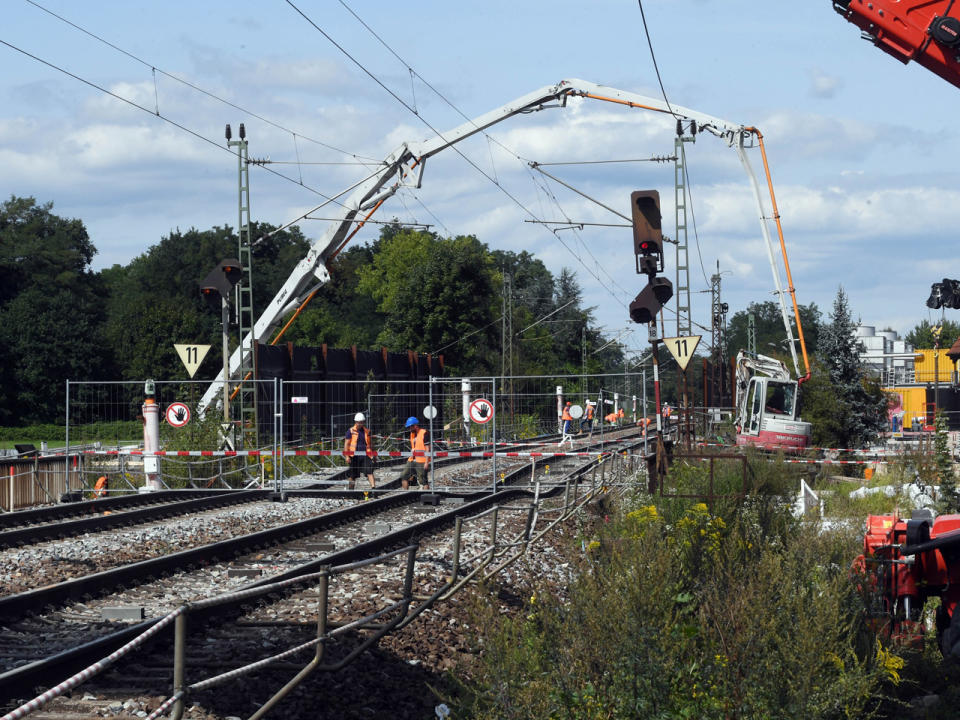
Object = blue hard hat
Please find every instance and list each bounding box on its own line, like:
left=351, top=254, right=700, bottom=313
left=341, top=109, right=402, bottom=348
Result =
left=405, top=416, right=419, bottom=428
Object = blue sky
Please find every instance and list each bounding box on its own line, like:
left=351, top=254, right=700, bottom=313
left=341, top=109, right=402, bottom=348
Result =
left=2, top=0, right=957, bottom=362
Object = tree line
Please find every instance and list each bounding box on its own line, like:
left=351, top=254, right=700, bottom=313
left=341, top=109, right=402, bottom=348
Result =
left=0, top=196, right=624, bottom=426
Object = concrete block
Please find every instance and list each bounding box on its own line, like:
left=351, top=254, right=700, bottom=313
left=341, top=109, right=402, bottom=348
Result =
left=101, top=606, right=145, bottom=621
left=227, top=568, right=263, bottom=578
left=302, top=541, right=336, bottom=553
left=364, top=521, right=391, bottom=536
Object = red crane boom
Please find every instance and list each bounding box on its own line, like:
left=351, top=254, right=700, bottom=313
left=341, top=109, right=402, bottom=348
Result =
left=834, top=0, right=960, bottom=89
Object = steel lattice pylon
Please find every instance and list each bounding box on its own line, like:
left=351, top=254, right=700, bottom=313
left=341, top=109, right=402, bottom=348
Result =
left=228, top=133, right=256, bottom=448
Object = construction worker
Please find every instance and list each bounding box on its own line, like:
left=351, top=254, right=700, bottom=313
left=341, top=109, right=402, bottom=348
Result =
left=617, top=407, right=625, bottom=425
left=637, top=416, right=652, bottom=435
left=579, top=401, right=595, bottom=435
left=93, top=475, right=108, bottom=498
left=561, top=401, right=574, bottom=436
left=344, top=412, right=376, bottom=491
left=399, top=417, right=430, bottom=490
left=604, top=409, right=618, bottom=425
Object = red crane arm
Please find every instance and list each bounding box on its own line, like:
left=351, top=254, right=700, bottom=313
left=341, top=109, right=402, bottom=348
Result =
left=834, top=0, right=960, bottom=89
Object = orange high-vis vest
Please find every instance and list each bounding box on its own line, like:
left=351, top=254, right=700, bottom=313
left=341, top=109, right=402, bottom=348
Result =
left=586, top=405, right=594, bottom=420
left=94, top=475, right=108, bottom=498
left=345, top=425, right=372, bottom=455
left=409, top=428, right=429, bottom=464
left=617, top=408, right=624, bottom=419
left=562, top=404, right=573, bottom=421
left=605, top=412, right=617, bottom=423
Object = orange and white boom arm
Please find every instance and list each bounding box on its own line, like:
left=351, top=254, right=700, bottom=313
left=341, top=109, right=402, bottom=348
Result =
left=200, top=79, right=806, bottom=411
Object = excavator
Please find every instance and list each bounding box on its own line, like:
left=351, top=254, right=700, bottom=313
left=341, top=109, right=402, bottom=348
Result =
left=198, top=78, right=808, bottom=433
left=835, top=0, right=960, bottom=660
left=734, top=351, right=812, bottom=450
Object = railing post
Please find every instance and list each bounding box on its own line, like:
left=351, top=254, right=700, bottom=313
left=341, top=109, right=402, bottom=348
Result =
left=451, top=517, right=463, bottom=582
left=317, top=568, right=329, bottom=661
left=171, top=612, right=188, bottom=720
left=489, top=506, right=499, bottom=562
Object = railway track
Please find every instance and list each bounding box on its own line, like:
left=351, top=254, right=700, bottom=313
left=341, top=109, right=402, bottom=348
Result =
left=0, top=430, right=648, bottom=718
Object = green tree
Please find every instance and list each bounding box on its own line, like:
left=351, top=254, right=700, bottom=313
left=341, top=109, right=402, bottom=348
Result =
left=935, top=412, right=960, bottom=513
left=356, top=229, right=499, bottom=374
left=727, top=300, right=821, bottom=360
left=0, top=197, right=110, bottom=423
left=283, top=242, right=384, bottom=349
left=102, top=222, right=309, bottom=380
left=808, top=287, right=888, bottom=448
left=906, top=319, right=960, bottom=350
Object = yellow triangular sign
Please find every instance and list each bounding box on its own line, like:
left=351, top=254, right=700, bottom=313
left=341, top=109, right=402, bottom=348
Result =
left=174, top=343, right=212, bottom=378
left=662, top=335, right=701, bottom=371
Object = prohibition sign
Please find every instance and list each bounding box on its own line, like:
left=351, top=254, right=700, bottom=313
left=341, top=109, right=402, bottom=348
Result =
left=165, top=402, right=191, bottom=428
left=468, top=398, right=494, bottom=424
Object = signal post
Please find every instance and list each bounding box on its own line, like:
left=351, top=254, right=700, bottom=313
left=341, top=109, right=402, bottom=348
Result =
left=627, top=190, right=673, bottom=487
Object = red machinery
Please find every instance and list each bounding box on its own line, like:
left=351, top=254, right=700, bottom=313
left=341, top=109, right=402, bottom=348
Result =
left=857, top=511, right=960, bottom=657
left=834, top=0, right=960, bottom=90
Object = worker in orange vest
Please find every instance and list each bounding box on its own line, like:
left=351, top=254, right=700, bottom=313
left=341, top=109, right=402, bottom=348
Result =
left=579, top=402, right=595, bottom=435
left=399, top=417, right=430, bottom=490
left=344, top=412, right=376, bottom=491
left=561, top=401, right=574, bottom=436
left=617, top=408, right=625, bottom=424
left=93, top=475, right=108, bottom=498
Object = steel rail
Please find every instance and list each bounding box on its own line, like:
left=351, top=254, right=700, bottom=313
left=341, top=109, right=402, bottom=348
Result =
left=0, top=430, right=651, bottom=704
left=0, top=490, right=268, bottom=550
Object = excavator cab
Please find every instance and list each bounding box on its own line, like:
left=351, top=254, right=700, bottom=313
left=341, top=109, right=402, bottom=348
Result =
left=735, top=352, right=812, bottom=450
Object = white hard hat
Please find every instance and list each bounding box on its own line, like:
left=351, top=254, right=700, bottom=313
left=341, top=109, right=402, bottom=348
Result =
left=354, top=412, right=365, bottom=422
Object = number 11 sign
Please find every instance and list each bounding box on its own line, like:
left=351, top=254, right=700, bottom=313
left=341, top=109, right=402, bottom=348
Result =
left=662, top=336, right=701, bottom=372
left=174, top=343, right=212, bottom=378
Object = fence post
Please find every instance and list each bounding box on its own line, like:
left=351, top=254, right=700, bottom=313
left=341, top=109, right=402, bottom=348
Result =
left=491, top=379, right=497, bottom=494
left=65, top=379, right=71, bottom=493
left=9, top=466, right=14, bottom=512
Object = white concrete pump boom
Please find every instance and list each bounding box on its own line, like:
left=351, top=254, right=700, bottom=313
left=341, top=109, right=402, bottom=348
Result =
left=199, top=78, right=804, bottom=415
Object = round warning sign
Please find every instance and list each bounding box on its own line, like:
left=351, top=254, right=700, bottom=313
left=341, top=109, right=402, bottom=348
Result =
left=468, top=398, right=494, bottom=424
left=165, top=402, right=191, bottom=428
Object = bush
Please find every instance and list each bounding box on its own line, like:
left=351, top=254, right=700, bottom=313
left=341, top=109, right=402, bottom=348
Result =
left=449, top=493, right=887, bottom=719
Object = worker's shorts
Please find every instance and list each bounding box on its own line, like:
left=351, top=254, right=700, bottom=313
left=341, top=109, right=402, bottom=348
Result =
left=348, top=454, right=374, bottom=479
left=399, top=462, right=428, bottom=487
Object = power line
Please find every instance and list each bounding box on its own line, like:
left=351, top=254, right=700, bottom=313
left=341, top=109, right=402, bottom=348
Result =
left=24, top=0, right=376, bottom=162
left=637, top=0, right=678, bottom=119
left=285, top=0, right=636, bottom=313
left=532, top=156, right=676, bottom=166
left=0, top=36, right=353, bottom=208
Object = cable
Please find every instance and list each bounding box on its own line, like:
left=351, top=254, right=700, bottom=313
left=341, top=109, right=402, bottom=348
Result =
left=532, top=156, right=675, bottom=166
left=430, top=315, right=503, bottom=355
left=637, top=0, right=678, bottom=119
left=677, top=142, right=710, bottom=288
left=24, top=0, right=376, bottom=162
left=0, top=36, right=357, bottom=208
left=286, top=0, right=635, bottom=313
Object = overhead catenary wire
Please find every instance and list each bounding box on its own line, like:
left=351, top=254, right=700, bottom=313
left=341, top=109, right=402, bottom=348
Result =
left=24, top=0, right=376, bottom=163
left=0, top=36, right=356, bottom=210
left=332, top=0, right=717, bottom=344
left=285, top=0, right=638, bottom=314
left=532, top=156, right=676, bottom=166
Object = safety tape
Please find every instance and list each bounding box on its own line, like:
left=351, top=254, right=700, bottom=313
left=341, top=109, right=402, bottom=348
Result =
left=80, top=449, right=612, bottom=459
left=781, top=458, right=888, bottom=465
left=697, top=441, right=904, bottom=455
